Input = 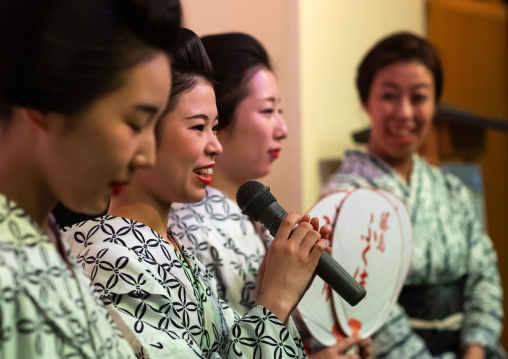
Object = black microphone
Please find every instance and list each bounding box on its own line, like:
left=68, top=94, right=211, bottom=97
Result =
left=237, top=180, right=366, bottom=307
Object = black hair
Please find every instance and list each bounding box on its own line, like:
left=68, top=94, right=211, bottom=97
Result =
left=200, top=32, right=272, bottom=131
left=356, top=32, right=443, bottom=104
left=0, top=0, right=181, bottom=119
left=155, top=27, right=214, bottom=141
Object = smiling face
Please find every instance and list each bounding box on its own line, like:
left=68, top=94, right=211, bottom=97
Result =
left=41, top=52, right=171, bottom=214
left=138, top=79, right=222, bottom=205
left=365, top=61, right=436, bottom=166
left=216, top=68, right=287, bottom=185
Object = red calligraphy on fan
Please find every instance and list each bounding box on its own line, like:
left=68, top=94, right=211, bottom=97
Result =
left=353, top=211, right=389, bottom=288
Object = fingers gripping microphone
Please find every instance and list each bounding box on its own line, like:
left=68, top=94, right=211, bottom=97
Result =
left=237, top=180, right=366, bottom=307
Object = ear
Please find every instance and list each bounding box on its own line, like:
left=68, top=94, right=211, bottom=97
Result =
left=21, top=108, right=51, bottom=131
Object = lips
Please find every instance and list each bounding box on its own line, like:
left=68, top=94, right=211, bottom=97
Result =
left=110, top=181, right=129, bottom=196
left=193, top=164, right=214, bottom=185
left=269, top=148, right=281, bottom=159
left=387, top=125, right=417, bottom=147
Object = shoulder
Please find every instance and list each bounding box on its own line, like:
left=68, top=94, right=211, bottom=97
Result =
left=321, top=150, right=391, bottom=195
left=63, top=216, right=163, bottom=261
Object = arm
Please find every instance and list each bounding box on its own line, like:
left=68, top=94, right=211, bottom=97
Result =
left=80, top=238, right=310, bottom=359
left=455, top=180, right=503, bottom=357
left=254, top=214, right=328, bottom=325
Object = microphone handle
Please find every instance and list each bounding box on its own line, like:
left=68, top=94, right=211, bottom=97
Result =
left=316, top=251, right=366, bottom=306
left=258, top=201, right=366, bottom=306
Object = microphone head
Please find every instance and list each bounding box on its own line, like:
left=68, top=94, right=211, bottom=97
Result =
left=236, top=181, right=278, bottom=221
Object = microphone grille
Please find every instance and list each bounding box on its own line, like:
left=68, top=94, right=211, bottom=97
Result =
left=245, top=190, right=277, bottom=220
left=236, top=181, right=277, bottom=221
left=236, top=181, right=265, bottom=209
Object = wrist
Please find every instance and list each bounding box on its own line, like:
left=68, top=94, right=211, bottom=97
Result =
left=257, top=291, right=292, bottom=326
left=462, top=344, right=485, bottom=359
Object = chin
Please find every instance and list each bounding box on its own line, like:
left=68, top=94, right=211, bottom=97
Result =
left=63, top=195, right=109, bottom=216
left=180, top=189, right=206, bottom=204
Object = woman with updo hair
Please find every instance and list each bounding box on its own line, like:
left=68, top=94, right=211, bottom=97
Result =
left=0, top=0, right=180, bottom=357
left=169, top=32, right=371, bottom=359
left=62, top=28, right=329, bottom=358
left=321, top=32, right=504, bottom=359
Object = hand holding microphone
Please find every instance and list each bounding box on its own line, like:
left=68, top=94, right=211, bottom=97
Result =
left=237, top=181, right=366, bottom=307
left=254, top=212, right=328, bottom=324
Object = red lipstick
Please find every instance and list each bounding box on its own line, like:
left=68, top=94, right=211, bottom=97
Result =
left=194, top=164, right=214, bottom=185
left=269, top=149, right=280, bottom=159
left=110, top=182, right=128, bottom=196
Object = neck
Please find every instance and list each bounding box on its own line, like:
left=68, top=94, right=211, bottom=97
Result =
left=211, top=166, right=243, bottom=204
left=392, top=159, right=413, bottom=183
left=0, top=119, right=54, bottom=229
left=368, top=146, right=413, bottom=183
left=107, top=184, right=171, bottom=240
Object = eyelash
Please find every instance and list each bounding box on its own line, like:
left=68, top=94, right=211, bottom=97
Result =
left=260, top=109, right=283, bottom=115
left=192, top=125, right=205, bottom=132
left=128, top=123, right=142, bottom=134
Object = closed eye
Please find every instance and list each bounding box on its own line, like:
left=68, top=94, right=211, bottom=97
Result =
left=127, top=123, right=142, bottom=134
left=260, top=109, right=275, bottom=115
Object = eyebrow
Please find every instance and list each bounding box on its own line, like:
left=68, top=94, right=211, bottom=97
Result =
left=381, top=81, right=431, bottom=90
left=184, top=114, right=220, bottom=122
left=257, top=97, right=278, bottom=103
left=134, top=103, right=160, bottom=114
left=185, top=114, right=209, bottom=120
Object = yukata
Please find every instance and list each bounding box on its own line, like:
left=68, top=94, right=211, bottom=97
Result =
left=169, top=187, right=269, bottom=315
left=62, top=215, right=306, bottom=359
left=0, top=194, right=135, bottom=359
left=321, top=150, right=504, bottom=359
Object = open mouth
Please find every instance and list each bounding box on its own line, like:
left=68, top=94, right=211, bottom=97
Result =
left=193, top=166, right=213, bottom=185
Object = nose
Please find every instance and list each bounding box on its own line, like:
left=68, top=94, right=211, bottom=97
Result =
left=274, top=112, right=288, bottom=141
left=395, top=96, right=413, bottom=120
left=131, top=131, right=157, bottom=169
left=207, top=132, right=223, bottom=158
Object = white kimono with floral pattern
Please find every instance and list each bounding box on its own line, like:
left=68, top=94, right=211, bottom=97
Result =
left=321, top=150, right=504, bottom=359
left=169, top=187, right=269, bottom=315
left=0, top=194, right=135, bottom=359
left=63, top=215, right=305, bottom=359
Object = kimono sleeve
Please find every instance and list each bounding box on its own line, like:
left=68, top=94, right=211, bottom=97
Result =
left=80, top=239, right=306, bottom=358
left=452, top=177, right=504, bottom=354
left=220, top=302, right=307, bottom=359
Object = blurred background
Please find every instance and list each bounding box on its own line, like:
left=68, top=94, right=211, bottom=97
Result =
left=183, top=0, right=507, bottom=348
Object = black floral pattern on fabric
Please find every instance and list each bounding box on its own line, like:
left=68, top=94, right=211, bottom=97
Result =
left=63, top=215, right=306, bottom=358
left=169, top=187, right=269, bottom=316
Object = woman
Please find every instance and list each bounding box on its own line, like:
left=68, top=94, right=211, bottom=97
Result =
left=63, top=28, right=328, bottom=358
left=321, top=32, right=504, bottom=358
left=0, top=0, right=180, bottom=357
left=169, top=32, right=370, bottom=359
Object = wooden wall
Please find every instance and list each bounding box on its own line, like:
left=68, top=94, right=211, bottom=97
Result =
left=427, top=0, right=508, bottom=349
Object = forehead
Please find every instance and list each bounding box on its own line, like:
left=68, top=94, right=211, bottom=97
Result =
left=167, top=81, right=217, bottom=118
left=245, top=68, right=279, bottom=100
left=373, top=61, right=434, bottom=90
